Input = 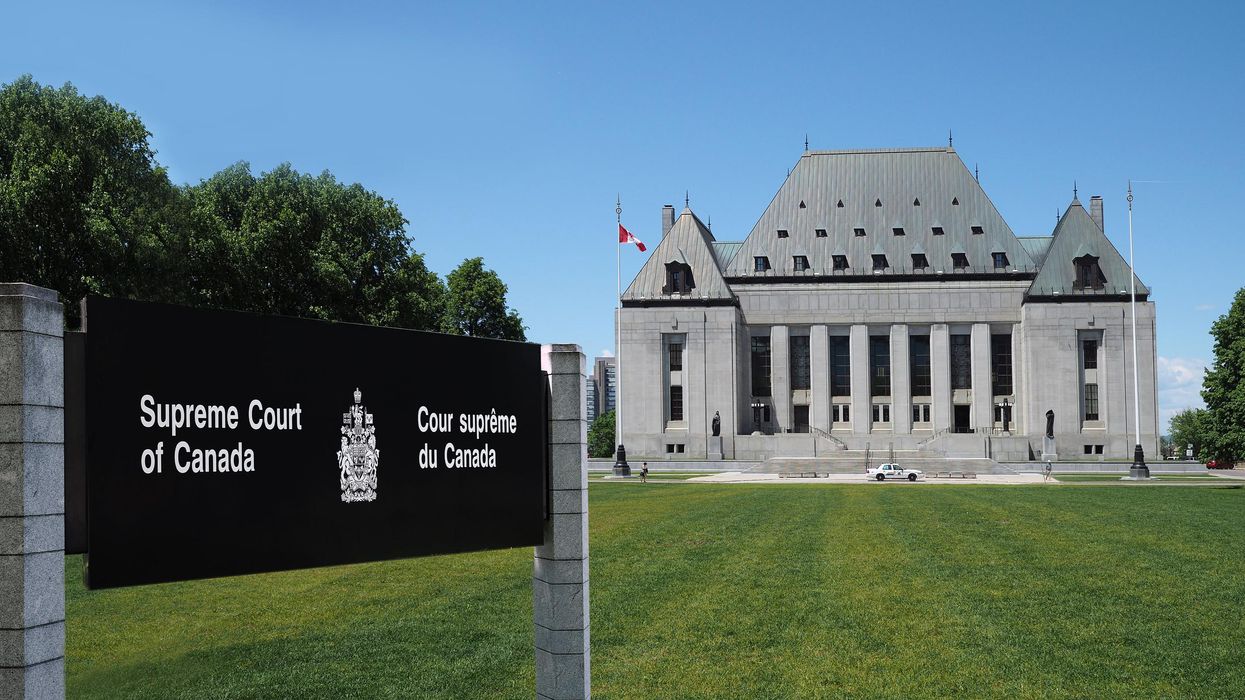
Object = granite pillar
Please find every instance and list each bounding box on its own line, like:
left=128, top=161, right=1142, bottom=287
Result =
left=0, top=283, right=65, bottom=700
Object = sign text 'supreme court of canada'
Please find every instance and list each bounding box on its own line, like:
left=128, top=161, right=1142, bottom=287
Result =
left=83, top=296, right=545, bottom=589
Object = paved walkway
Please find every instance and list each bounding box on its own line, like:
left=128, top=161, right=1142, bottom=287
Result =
left=687, top=472, right=1049, bottom=485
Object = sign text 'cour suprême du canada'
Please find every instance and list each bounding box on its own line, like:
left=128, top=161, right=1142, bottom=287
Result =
left=83, top=296, right=545, bottom=589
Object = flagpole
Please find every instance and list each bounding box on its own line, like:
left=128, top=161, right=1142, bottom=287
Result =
left=1126, top=181, right=1150, bottom=479
left=613, top=196, right=631, bottom=476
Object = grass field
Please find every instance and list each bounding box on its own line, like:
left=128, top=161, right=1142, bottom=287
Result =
left=67, top=483, right=1245, bottom=698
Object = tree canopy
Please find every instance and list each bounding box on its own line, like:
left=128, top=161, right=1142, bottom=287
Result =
left=1168, top=408, right=1210, bottom=462
left=441, top=257, right=526, bottom=341
left=0, top=75, right=181, bottom=323
left=0, top=75, right=523, bottom=337
left=588, top=410, right=615, bottom=459
left=1202, top=287, right=1245, bottom=462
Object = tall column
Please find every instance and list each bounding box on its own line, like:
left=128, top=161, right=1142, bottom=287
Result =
left=1010, top=327, right=1022, bottom=432
left=536, top=345, right=590, bottom=700
left=850, top=325, right=870, bottom=435
left=770, top=326, right=790, bottom=433
left=0, top=283, right=65, bottom=700
left=931, top=324, right=951, bottom=431
left=810, top=325, right=830, bottom=433
left=890, top=324, right=911, bottom=435
left=971, top=323, right=992, bottom=432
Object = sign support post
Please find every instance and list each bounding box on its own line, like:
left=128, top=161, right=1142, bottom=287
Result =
left=536, top=344, right=590, bottom=700
left=0, top=283, right=66, bottom=700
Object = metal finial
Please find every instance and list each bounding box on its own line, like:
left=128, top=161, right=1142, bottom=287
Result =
left=1073, top=181, right=1078, bottom=200
left=948, top=129, right=953, bottom=148
left=1127, top=179, right=1133, bottom=209
left=707, top=214, right=712, bottom=231
left=974, top=163, right=979, bottom=182
left=804, top=133, right=809, bottom=151
left=615, top=194, right=621, bottom=221
left=684, top=190, right=689, bottom=208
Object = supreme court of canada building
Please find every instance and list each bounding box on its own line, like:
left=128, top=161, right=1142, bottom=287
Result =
left=618, top=146, right=1159, bottom=462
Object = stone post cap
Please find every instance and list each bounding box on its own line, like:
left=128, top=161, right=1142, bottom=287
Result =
left=0, top=283, right=58, bottom=301
left=542, top=343, right=583, bottom=354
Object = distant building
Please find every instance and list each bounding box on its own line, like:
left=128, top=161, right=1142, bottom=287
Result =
left=619, top=146, right=1159, bottom=461
left=594, top=356, right=617, bottom=417
left=586, top=375, right=598, bottom=422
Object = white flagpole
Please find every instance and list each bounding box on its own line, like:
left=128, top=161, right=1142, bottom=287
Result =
left=615, top=196, right=622, bottom=452
left=1126, top=181, right=1149, bottom=478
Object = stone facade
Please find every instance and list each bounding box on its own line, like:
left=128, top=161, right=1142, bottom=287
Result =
left=618, top=147, right=1159, bottom=462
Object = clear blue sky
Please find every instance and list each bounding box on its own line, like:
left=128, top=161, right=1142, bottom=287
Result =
left=4, top=0, right=1242, bottom=431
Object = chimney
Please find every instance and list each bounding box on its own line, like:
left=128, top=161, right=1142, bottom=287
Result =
left=1089, top=195, right=1104, bottom=231
left=661, top=204, right=676, bottom=238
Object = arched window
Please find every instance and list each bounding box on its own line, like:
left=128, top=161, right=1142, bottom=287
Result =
left=664, top=262, right=696, bottom=293
left=1073, top=255, right=1106, bottom=290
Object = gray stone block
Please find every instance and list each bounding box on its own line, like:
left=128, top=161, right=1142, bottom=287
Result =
left=0, top=622, right=64, bottom=667
left=0, top=333, right=63, bottom=408
left=534, top=556, right=588, bottom=585
left=0, top=515, right=64, bottom=556
left=548, top=445, right=586, bottom=489
left=533, top=579, right=589, bottom=629
left=549, top=418, right=586, bottom=446
left=535, top=512, right=588, bottom=561
left=0, top=443, right=64, bottom=517
left=548, top=379, right=585, bottom=421
left=549, top=488, right=587, bottom=515
left=535, top=624, right=589, bottom=654
left=0, top=293, right=63, bottom=338
left=24, top=551, right=64, bottom=628
left=0, top=405, right=64, bottom=445
left=541, top=346, right=585, bottom=377
left=535, top=649, right=589, bottom=700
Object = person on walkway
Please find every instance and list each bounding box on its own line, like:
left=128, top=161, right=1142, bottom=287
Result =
left=641, top=462, right=648, bottom=483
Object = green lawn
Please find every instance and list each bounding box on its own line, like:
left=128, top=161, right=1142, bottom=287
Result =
left=67, top=484, right=1245, bottom=699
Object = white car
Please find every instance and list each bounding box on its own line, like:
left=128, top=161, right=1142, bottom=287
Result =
left=866, top=463, right=923, bottom=482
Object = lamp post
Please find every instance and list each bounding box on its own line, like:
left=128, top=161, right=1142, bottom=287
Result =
left=1125, top=182, right=1150, bottom=480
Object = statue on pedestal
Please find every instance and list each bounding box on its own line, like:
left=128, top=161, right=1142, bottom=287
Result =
left=1045, top=410, right=1055, bottom=439
left=712, top=411, right=721, bottom=437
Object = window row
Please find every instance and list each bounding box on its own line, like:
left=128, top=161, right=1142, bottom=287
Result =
left=776, top=224, right=985, bottom=239
left=819, top=196, right=961, bottom=209
left=755, top=252, right=1010, bottom=273
left=752, top=333, right=1012, bottom=399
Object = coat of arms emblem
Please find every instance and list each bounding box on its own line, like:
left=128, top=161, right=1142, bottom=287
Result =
left=338, top=388, right=379, bottom=502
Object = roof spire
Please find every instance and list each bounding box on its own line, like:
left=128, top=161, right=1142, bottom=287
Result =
left=948, top=129, right=953, bottom=148
left=1073, top=180, right=1079, bottom=202
left=707, top=214, right=712, bottom=231
left=684, top=190, right=690, bottom=208
left=804, top=133, right=809, bottom=151
left=974, top=163, right=979, bottom=182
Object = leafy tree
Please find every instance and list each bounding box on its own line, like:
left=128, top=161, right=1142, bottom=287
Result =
left=441, top=257, right=526, bottom=340
left=0, top=75, right=182, bottom=323
left=180, top=162, right=444, bottom=329
left=1202, top=287, right=1245, bottom=462
left=1168, top=408, right=1210, bottom=461
left=588, top=410, right=615, bottom=458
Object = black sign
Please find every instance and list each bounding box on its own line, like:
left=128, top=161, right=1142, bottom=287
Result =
left=83, top=296, right=545, bottom=589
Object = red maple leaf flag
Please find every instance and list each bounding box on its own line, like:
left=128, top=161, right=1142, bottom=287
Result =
left=618, top=224, right=647, bottom=252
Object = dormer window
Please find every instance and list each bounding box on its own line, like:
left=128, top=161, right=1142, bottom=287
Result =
left=793, top=255, right=809, bottom=272
left=875, top=198, right=883, bottom=207
left=663, top=262, right=696, bottom=294
left=754, top=256, right=771, bottom=272
left=952, top=253, right=970, bottom=270
left=1073, top=255, right=1106, bottom=290
left=892, top=227, right=905, bottom=236
left=836, top=199, right=844, bottom=208
left=777, top=229, right=789, bottom=238
left=931, top=226, right=945, bottom=236
left=971, top=225, right=985, bottom=235
left=992, top=252, right=1009, bottom=269
left=872, top=254, right=889, bottom=272
left=913, top=198, right=921, bottom=206
left=832, top=255, right=849, bottom=271
left=815, top=228, right=827, bottom=238
left=853, top=227, right=866, bottom=237
left=952, top=197, right=959, bottom=206
left=912, top=253, right=929, bottom=270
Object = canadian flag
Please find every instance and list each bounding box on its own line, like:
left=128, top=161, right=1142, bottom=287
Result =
left=618, top=224, right=647, bottom=252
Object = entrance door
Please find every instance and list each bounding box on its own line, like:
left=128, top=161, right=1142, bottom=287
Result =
left=953, top=405, right=971, bottom=433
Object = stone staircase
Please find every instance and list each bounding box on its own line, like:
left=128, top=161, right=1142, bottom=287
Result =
left=752, top=451, right=1014, bottom=476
